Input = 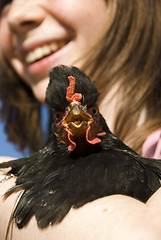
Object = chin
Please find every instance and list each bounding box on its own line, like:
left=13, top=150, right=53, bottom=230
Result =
left=32, top=79, right=50, bottom=103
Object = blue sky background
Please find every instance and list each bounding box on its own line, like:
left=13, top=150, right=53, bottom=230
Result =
left=0, top=103, right=50, bottom=158
left=0, top=119, right=26, bottom=158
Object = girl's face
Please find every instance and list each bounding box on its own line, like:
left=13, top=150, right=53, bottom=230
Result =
left=0, top=0, right=108, bottom=102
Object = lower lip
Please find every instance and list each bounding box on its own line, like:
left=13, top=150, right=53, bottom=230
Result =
left=27, top=44, right=71, bottom=76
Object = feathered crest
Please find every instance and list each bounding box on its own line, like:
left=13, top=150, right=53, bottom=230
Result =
left=45, top=65, right=99, bottom=111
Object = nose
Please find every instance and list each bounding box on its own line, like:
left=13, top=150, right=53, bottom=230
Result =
left=7, top=0, right=45, bottom=33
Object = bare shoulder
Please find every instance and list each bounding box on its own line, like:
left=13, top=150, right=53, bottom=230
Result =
left=0, top=157, right=18, bottom=240
left=1, top=194, right=161, bottom=240
left=0, top=156, right=15, bottom=161
left=11, top=194, right=161, bottom=240
left=0, top=156, right=16, bottom=164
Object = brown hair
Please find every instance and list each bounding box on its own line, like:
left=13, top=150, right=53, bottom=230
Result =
left=83, top=0, right=161, bottom=154
left=0, top=0, right=161, bottom=154
left=0, top=54, right=43, bottom=153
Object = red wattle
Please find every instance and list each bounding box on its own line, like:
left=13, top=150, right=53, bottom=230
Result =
left=86, top=125, right=101, bottom=145
left=66, top=128, right=76, bottom=151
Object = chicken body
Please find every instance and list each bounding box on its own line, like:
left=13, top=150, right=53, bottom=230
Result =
left=1, top=65, right=161, bottom=229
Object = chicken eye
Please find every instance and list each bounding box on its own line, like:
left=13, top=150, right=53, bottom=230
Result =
left=91, top=107, right=98, bottom=116
left=55, top=112, right=62, bottom=122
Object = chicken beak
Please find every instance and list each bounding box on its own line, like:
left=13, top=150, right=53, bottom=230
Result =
left=60, top=102, right=106, bottom=151
left=62, top=102, right=92, bottom=130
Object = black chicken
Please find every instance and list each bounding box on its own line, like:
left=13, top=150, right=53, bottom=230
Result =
left=1, top=65, right=161, bottom=231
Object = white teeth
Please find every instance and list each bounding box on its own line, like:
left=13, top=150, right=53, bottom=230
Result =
left=42, top=45, right=51, bottom=55
left=25, top=42, right=63, bottom=64
left=34, top=47, right=43, bottom=60
left=50, top=42, right=58, bottom=52
left=26, top=52, right=35, bottom=64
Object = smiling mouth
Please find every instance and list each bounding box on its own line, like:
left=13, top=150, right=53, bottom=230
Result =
left=25, top=40, right=68, bottom=64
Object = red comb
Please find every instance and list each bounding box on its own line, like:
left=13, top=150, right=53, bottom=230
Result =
left=66, top=76, right=82, bottom=103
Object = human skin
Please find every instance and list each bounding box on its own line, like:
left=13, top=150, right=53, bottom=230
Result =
left=0, top=0, right=117, bottom=131
left=0, top=0, right=108, bottom=103
left=1, top=0, right=161, bottom=239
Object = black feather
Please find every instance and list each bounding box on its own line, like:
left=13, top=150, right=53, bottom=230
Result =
left=1, top=65, right=161, bottom=229
left=45, top=65, right=99, bottom=111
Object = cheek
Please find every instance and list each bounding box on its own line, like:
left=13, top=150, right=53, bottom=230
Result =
left=47, top=0, right=107, bottom=35
left=0, top=16, right=15, bottom=59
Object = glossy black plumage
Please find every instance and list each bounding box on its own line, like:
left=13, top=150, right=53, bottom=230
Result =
left=1, top=65, right=161, bottom=229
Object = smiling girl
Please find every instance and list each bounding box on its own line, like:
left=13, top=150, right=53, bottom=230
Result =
left=0, top=0, right=161, bottom=239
